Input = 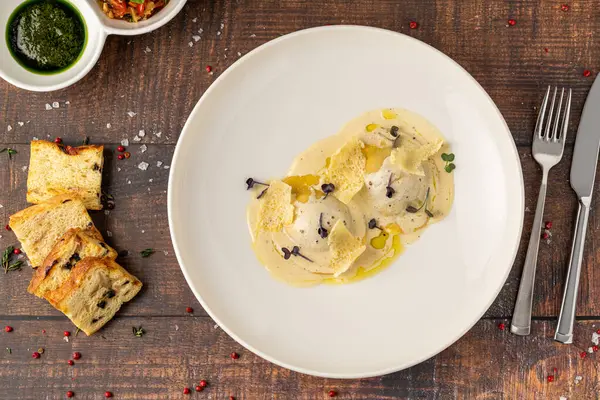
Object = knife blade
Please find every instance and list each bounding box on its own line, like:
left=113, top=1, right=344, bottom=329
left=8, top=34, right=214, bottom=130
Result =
left=570, top=75, right=600, bottom=198
left=555, top=75, right=600, bottom=344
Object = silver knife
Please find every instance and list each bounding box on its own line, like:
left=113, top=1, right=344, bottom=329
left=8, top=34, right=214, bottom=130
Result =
left=555, top=76, right=600, bottom=343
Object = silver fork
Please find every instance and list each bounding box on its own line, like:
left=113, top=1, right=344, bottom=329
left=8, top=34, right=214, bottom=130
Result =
left=511, top=86, right=572, bottom=336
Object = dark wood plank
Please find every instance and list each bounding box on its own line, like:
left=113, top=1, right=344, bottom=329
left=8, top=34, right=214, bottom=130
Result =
left=0, top=318, right=598, bottom=399
left=2, top=0, right=600, bottom=146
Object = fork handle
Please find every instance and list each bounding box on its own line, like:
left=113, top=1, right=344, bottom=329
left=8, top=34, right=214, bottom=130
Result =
left=554, top=199, right=591, bottom=344
left=511, top=170, right=548, bottom=335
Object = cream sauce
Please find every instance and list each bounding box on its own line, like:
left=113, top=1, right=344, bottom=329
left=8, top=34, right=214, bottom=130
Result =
left=247, top=108, right=454, bottom=286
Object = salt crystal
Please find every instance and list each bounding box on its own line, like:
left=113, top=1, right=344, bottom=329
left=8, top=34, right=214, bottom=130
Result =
left=163, top=251, right=169, bottom=256
left=0, top=235, right=3, bottom=239
left=164, top=165, right=170, bottom=169
left=188, top=41, right=193, bottom=47
left=217, top=31, right=221, bottom=36
left=220, top=23, right=224, bottom=29
left=104, top=210, right=110, bottom=216
left=127, top=180, right=131, bottom=184
left=592, top=331, right=600, bottom=345
left=192, top=18, right=197, bottom=22
left=525, top=207, right=531, bottom=212
left=588, top=346, right=594, bottom=353
left=138, top=162, right=149, bottom=171
left=63, top=336, right=69, bottom=343
left=140, top=144, right=147, bottom=153
left=145, top=46, right=151, bottom=53
left=575, top=375, right=583, bottom=384
left=147, top=187, right=150, bottom=191
left=18, top=122, right=24, bottom=127
left=560, top=396, right=567, bottom=400
left=237, top=52, right=241, bottom=57
left=198, top=28, right=203, bottom=34
left=121, top=139, right=129, bottom=146
left=65, top=101, right=70, bottom=105
left=192, top=35, right=201, bottom=42
left=117, top=167, right=121, bottom=172
left=32, top=136, right=39, bottom=140
left=155, top=131, right=162, bottom=138
left=127, top=111, right=137, bottom=118
left=214, top=324, right=219, bottom=329
left=7, top=125, right=11, bottom=132
left=106, top=230, right=113, bottom=237
left=156, top=161, right=163, bottom=167
left=175, top=325, right=179, bottom=331
left=149, top=178, right=153, bottom=183
left=133, top=135, right=141, bottom=142
left=106, top=123, right=111, bottom=129
left=52, top=102, right=59, bottom=108
left=141, top=230, right=145, bottom=233
left=250, top=34, right=256, bottom=38
left=21, top=166, right=27, bottom=172
left=138, top=129, right=145, bottom=137
left=0, top=204, right=3, bottom=208
left=45, top=104, right=52, bottom=110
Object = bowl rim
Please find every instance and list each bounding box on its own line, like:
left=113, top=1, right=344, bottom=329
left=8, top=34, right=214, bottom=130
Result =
left=167, top=25, right=525, bottom=378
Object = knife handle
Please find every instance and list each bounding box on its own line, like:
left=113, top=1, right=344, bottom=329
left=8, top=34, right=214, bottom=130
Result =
left=555, top=199, right=591, bottom=344
left=511, top=172, right=548, bottom=336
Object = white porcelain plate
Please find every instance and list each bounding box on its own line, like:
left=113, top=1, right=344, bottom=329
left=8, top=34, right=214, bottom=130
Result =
left=168, top=26, right=524, bottom=378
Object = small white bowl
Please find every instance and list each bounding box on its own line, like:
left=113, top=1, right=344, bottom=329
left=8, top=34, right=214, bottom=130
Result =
left=0, top=0, right=187, bottom=92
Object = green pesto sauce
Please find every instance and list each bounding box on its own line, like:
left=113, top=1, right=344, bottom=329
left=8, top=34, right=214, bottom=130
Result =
left=6, top=0, right=87, bottom=74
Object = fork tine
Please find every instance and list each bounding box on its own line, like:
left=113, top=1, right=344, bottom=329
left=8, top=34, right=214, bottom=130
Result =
left=534, top=86, right=551, bottom=138
left=543, top=87, right=558, bottom=140
left=558, top=88, right=572, bottom=143
left=551, top=88, right=565, bottom=141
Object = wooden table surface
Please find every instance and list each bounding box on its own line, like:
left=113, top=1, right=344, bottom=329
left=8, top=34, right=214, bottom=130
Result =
left=2, top=0, right=600, bottom=398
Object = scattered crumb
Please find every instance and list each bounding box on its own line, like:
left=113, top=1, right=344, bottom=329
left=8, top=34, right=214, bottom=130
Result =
left=106, top=230, right=113, bottom=237
left=141, top=230, right=145, bottom=233
left=17, top=121, right=24, bottom=127
left=65, top=101, right=70, bottom=105
left=575, top=375, right=583, bottom=384
left=121, top=139, right=129, bottom=146
left=45, top=103, right=52, bottom=110
left=560, top=396, right=567, bottom=400
left=164, top=165, right=170, bottom=169
left=7, top=125, right=11, bottom=132
left=127, top=111, right=137, bottom=118
left=32, top=136, right=39, bottom=140
left=52, top=102, right=59, bottom=108
left=138, top=129, right=145, bottom=137
left=138, top=162, right=149, bottom=171
left=149, top=178, right=153, bottom=183
left=104, top=210, right=110, bottom=216
left=147, top=187, right=150, bottom=192
left=144, top=46, right=151, bottom=53
left=220, top=23, right=224, bottom=29
left=21, top=166, right=27, bottom=172
left=133, top=135, right=141, bottom=142
left=106, top=123, right=111, bottom=129
left=188, top=41, right=193, bottom=47
left=175, top=325, right=179, bottom=331
left=592, top=332, right=600, bottom=345
left=163, top=251, right=169, bottom=256
left=198, top=28, right=203, bottom=34
left=140, top=144, right=148, bottom=153
left=250, top=34, right=256, bottom=37
left=0, top=204, right=3, bottom=208
left=193, top=35, right=201, bottom=42
left=192, top=17, right=197, bottom=22
left=156, top=161, right=163, bottom=167
left=237, top=52, right=242, bottom=57
left=525, top=207, right=531, bottom=212
left=117, top=167, right=121, bottom=172
left=217, top=31, right=221, bottom=36
left=154, top=131, right=162, bottom=138
left=214, top=324, right=219, bottom=329
left=127, top=180, right=132, bottom=184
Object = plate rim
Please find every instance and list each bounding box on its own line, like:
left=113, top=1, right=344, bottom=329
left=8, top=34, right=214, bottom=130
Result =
left=167, top=24, right=525, bottom=379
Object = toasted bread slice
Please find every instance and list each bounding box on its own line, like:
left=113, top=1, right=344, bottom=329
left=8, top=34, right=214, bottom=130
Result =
left=45, top=257, right=142, bottom=335
left=28, top=228, right=117, bottom=298
left=9, top=194, right=102, bottom=268
left=27, top=140, right=104, bottom=210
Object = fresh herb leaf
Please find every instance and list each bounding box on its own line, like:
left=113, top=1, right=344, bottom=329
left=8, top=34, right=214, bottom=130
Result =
left=6, top=261, right=23, bottom=273
left=6, top=348, right=11, bottom=354
left=0, top=148, right=17, bottom=160
left=140, top=248, right=154, bottom=258
left=133, top=326, right=145, bottom=337
left=2, top=246, right=21, bottom=273
left=75, top=328, right=80, bottom=337
left=129, top=0, right=145, bottom=3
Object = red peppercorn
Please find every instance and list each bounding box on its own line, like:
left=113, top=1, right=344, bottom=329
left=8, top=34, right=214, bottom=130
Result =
left=42, top=329, right=46, bottom=334
left=593, top=345, right=599, bottom=352
left=72, top=352, right=81, bottom=360
left=329, top=390, right=338, bottom=397
left=547, top=375, right=554, bottom=382
left=542, top=232, right=549, bottom=240
left=32, top=351, right=40, bottom=359
left=206, top=65, right=212, bottom=73
left=183, top=387, right=191, bottom=394
left=186, top=307, right=193, bottom=313
left=117, top=146, right=125, bottom=152
left=55, top=137, right=63, bottom=144
left=508, top=19, right=516, bottom=26
left=584, top=70, right=592, bottom=77
left=230, top=396, right=235, bottom=400
left=68, top=360, right=74, bottom=366
left=498, top=322, right=505, bottom=330
left=561, top=4, right=569, bottom=12
left=230, top=352, right=240, bottom=359
left=5, top=224, right=11, bottom=231
left=545, top=221, right=553, bottom=230
left=66, top=391, right=74, bottom=398
left=123, top=151, right=131, bottom=159
left=117, top=154, right=125, bottom=160
left=13, top=248, right=21, bottom=255
left=597, top=329, right=600, bottom=334
left=544, top=48, right=549, bottom=53
left=409, top=21, right=418, bottom=29
left=580, top=351, right=587, bottom=358
left=195, top=386, right=204, bottom=392
left=4, top=326, right=13, bottom=332
left=199, top=380, right=208, bottom=388
left=64, top=331, right=70, bottom=337
left=105, top=392, right=113, bottom=398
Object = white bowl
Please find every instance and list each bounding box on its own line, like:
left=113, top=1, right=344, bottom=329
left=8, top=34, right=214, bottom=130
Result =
left=0, top=0, right=187, bottom=92
left=168, top=26, right=524, bottom=378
